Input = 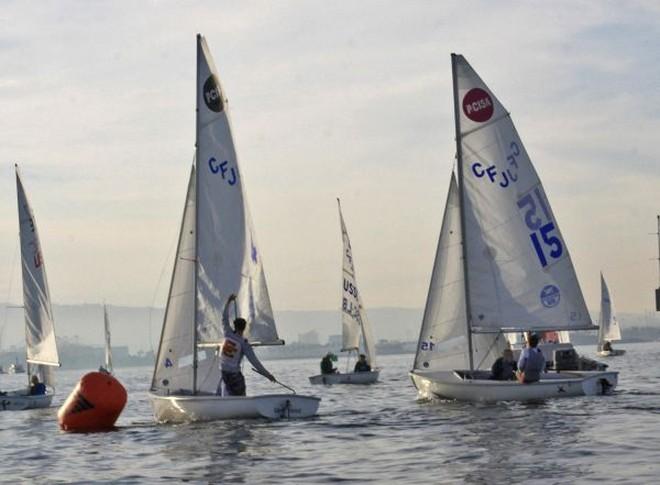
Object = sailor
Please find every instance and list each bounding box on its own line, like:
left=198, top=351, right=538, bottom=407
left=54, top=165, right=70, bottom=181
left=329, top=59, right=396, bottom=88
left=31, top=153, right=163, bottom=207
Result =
left=29, top=374, right=46, bottom=395
left=216, top=294, right=276, bottom=396
left=602, top=341, right=613, bottom=352
left=320, top=352, right=338, bottom=375
left=354, top=354, right=371, bottom=372
left=516, top=333, right=546, bottom=384
left=490, top=348, right=517, bottom=381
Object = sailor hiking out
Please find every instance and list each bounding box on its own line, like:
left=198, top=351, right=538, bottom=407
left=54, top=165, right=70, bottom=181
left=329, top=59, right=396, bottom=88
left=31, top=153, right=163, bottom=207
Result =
left=217, top=294, right=276, bottom=396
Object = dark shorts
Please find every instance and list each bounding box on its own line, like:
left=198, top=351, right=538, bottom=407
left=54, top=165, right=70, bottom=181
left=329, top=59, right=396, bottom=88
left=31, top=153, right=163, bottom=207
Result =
left=221, top=371, right=246, bottom=396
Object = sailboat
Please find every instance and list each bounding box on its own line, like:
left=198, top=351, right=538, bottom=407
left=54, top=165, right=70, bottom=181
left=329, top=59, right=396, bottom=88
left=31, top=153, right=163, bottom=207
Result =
left=100, top=304, right=113, bottom=373
left=8, top=357, right=26, bottom=374
left=309, top=199, right=379, bottom=385
left=1, top=166, right=60, bottom=411
left=409, top=55, right=618, bottom=402
left=596, top=273, right=625, bottom=356
left=148, top=34, right=320, bottom=423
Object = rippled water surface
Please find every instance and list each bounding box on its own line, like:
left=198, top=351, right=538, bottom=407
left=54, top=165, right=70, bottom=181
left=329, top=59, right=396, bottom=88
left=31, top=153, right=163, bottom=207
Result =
left=1, top=343, right=659, bottom=483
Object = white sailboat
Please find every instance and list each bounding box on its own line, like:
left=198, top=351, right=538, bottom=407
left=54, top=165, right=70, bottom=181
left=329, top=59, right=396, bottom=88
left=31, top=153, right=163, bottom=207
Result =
left=100, top=304, right=113, bottom=373
left=409, top=55, right=617, bottom=402
left=596, top=273, right=625, bottom=356
left=309, top=199, right=379, bottom=385
left=148, top=34, right=320, bottom=423
left=1, top=166, right=60, bottom=411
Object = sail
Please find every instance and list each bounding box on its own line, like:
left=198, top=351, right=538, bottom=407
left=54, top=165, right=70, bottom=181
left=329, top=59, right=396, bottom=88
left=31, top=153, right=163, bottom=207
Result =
left=358, top=296, right=377, bottom=368
left=597, top=273, right=622, bottom=349
left=338, top=199, right=361, bottom=352
left=195, top=34, right=280, bottom=351
left=453, top=54, right=593, bottom=334
left=15, top=167, right=60, bottom=379
left=414, top=174, right=505, bottom=372
left=151, top=167, right=202, bottom=393
left=103, top=304, right=113, bottom=373
left=337, top=199, right=377, bottom=365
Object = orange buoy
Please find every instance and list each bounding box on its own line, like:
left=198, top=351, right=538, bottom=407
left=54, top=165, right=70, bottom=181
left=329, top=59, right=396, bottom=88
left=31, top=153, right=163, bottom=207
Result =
left=57, top=371, right=127, bottom=431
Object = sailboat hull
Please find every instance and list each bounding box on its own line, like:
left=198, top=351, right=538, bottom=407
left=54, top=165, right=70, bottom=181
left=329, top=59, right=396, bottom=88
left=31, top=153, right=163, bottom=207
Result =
left=410, top=370, right=618, bottom=402
left=597, top=349, right=626, bottom=357
left=0, top=389, right=54, bottom=411
left=148, top=392, right=321, bottom=423
left=308, top=370, right=380, bottom=385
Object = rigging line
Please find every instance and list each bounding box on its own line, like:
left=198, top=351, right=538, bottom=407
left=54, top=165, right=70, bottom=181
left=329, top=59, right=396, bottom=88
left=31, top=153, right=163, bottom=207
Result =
left=148, top=228, right=179, bottom=356
left=0, top=239, right=19, bottom=351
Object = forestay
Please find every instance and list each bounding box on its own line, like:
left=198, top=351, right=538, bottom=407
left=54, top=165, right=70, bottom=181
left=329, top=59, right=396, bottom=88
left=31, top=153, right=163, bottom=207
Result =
left=454, top=54, right=594, bottom=334
left=338, top=199, right=376, bottom=366
left=414, top=175, right=505, bottom=372
left=598, top=273, right=621, bottom=348
left=16, top=168, right=59, bottom=387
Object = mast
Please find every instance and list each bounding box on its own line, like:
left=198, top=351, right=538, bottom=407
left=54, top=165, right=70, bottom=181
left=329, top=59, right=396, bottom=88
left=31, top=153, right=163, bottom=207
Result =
left=451, top=54, right=474, bottom=371
left=192, top=34, right=202, bottom=394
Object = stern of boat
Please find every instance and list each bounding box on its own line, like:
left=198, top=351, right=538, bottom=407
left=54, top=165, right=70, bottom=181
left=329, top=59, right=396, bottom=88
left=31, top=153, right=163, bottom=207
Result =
left=573, top=371, right=618, bottom=395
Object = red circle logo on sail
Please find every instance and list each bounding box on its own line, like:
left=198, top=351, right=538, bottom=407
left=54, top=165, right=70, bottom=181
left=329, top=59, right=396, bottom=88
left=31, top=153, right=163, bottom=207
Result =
left=463, top=88, right=493, bottom=122
left=203, top=75, right=224, bottom=112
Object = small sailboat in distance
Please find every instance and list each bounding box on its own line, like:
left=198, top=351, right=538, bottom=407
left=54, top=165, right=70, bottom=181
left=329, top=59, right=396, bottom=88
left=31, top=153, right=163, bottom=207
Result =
left=596, top=273, right=625, bottom=356
left=100, top=304, right=113, bottom=373
left=409, top=55, right=617, bottom=402
left=309, top=199, right=379, bottom=385
left=1, top=165, right=60, bottom=411
left=148, top=34, right=320, bottom=423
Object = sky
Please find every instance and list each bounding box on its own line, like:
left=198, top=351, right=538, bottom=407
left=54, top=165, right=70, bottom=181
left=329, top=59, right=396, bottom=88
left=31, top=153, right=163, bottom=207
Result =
left=0, top=1, right=658, bottom=316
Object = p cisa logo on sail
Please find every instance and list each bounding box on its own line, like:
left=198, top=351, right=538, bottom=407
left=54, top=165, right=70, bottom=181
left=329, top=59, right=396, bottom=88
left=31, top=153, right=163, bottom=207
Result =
left=463, top=88, right=493, bottom=122
left=203, top=75, right=224, bottom=112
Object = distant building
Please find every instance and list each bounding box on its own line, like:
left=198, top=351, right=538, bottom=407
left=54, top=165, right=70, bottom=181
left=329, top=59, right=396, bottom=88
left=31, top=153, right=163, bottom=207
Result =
left=298, top=330, right=320, bottom=345
left=327, top=334, right=342, bottom=348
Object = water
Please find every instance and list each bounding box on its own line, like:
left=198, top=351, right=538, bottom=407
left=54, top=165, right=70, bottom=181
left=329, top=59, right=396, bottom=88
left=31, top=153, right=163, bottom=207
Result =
left=1, top=342, right=659, bottom=483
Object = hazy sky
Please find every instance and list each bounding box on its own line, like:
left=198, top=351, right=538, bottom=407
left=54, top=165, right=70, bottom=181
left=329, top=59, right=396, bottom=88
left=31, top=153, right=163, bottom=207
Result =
left=0, top=1, right=658, bottom=315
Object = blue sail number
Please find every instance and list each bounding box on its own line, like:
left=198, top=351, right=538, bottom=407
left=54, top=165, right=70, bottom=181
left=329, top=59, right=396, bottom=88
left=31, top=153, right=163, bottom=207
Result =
left=517, top=187, right=563, bottom=267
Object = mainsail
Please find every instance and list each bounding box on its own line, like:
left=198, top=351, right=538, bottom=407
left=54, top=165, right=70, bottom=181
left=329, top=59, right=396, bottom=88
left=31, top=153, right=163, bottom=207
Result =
left=453, top=54, right=594, bottom=334
left=597, top=273, right=622, bottom=350
left=15, top=166, right=60, bottom=386
left=151, top=34, right=281, bottom=396
left=338, top=199, right=376, bottom=367
left=413, top=174, right=505, bottom=372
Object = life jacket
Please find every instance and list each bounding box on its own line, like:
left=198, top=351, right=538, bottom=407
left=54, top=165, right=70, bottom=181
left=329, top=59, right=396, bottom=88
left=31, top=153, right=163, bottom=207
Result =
left=220, top=332, right=244, bottom=372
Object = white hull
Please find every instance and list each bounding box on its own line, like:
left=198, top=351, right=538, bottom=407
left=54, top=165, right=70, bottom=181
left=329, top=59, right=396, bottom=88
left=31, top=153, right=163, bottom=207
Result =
left=597, top=349, right=626, bottom=357
left=309, top=370, right=380, bottom=385
left=410, top=370, right=618, bottom=402
left=0, top=389, right=54, bottom=411
left=149, top=392, right=321, bottom=423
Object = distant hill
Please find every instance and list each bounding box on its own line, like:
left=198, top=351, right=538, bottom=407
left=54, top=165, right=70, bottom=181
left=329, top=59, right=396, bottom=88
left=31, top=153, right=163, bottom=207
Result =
left=1, top=303, right=658, bottom=353
left=0, top=303, right=423, bottom=352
